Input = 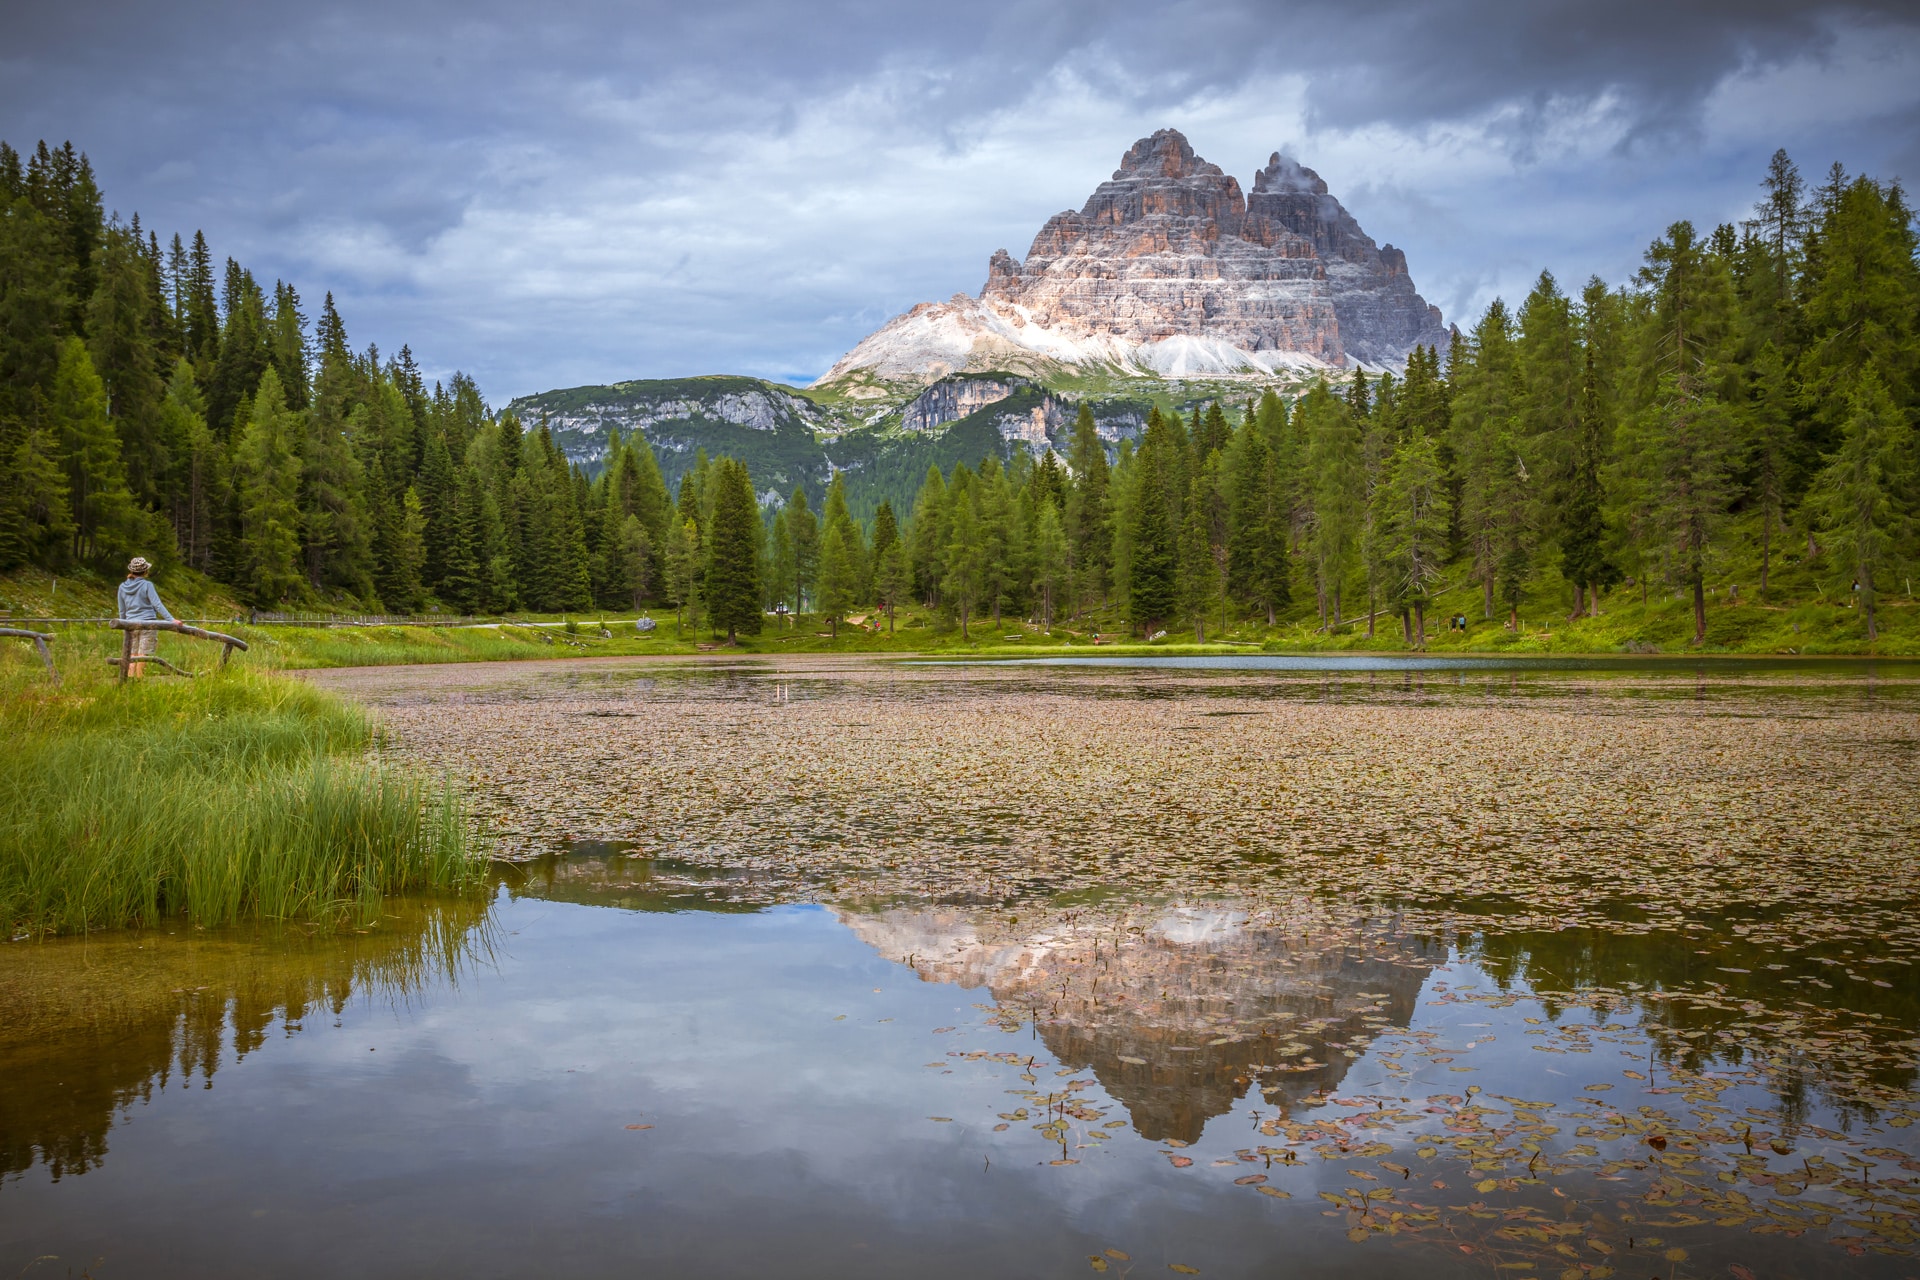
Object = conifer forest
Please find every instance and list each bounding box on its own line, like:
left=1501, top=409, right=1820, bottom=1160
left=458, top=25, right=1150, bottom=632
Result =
left=3, top=141, right=1916, bottom=647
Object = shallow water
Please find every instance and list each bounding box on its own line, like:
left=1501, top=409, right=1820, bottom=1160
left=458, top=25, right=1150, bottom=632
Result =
left=4, top=657, right=1917, bottom=1278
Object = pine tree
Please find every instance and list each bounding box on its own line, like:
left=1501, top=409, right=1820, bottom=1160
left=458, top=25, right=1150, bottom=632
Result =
left=1807, top=368, right=1912, bottom=641
left=52, top=337, right=143, bottom=564
left=620, top=515, right=654, bottom=609
left=785, top=485, right=818, bottom=612
left=1064, top=403, right=1111, bottom=612
left=1382, top=428, right=1450, bottom=644
left=1127, top=415, right=1178, bottom=636
left=233, top=366, right=304, bottom=604
left=439, top=465, right=487, bottom=614
left=942, top=469, right=986, bottom=640
left=874, top=535, right=911, bottom=635
left=664, top=516, right=700, bottom=633
left=1630, top=220, right=1741, bottom=644
left=1304, top=383, right=1363, bottom=625
left=1030, top=498, right=1069, bottom=630
left=977, top=457, right=1019, bottom=627
left=821, top=471, right=867, bottom=603
left=185, top=231, right=218, bottom=364
left=908, top=466, right=949, bottom=608
left=0, top=416, right=71, bottom=570
left=85, top=222, right=166, bottom=503
left=816, top=522, right=855, bottom=638
left=704, top=457, right=763, bottom=642
left=1559, top=351, right=1612, bottom=617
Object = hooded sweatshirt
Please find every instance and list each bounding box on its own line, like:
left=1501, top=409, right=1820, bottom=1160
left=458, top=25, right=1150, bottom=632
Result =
left=117, top=577, right=175, bottom=622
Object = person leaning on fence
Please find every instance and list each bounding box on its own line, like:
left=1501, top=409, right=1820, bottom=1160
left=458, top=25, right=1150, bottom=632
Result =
left=117, top=557, right=175, bottom=677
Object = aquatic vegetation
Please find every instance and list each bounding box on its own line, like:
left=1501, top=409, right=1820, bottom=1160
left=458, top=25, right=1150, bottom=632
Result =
left=0, top=664, right=485, bottom=936
left=313, top=656, right=1920, bottom=1272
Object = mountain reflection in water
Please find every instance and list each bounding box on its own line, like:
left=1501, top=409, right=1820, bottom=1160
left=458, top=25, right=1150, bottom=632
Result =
left=838, top=903, right=1443, bottom=1144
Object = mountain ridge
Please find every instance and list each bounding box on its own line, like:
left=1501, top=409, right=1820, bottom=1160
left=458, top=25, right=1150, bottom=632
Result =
left=816, top=128, right=1449, bottom=392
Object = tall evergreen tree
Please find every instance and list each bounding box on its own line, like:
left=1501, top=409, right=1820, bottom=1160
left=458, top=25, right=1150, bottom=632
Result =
left=1127, top=412, right=1179, bottom=636
left=52, top=337, right=142, bottom=564
left=1807, top=368, right=1911, bottom=641
left=705, top=457, right=763, bottom=642
left=1064, top=403, right=1111, bottom=612
left=233, top=366, right=304, bottom=604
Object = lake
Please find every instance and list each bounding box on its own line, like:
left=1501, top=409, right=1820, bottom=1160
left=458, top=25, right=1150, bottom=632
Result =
left=4, top=655, right=1917, bottom=1278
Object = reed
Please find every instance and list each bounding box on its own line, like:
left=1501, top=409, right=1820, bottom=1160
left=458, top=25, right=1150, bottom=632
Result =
left=0, top=656, right=485, bottom=936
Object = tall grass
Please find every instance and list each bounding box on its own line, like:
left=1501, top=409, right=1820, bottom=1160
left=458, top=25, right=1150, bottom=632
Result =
left=0, top=657, right=485, bottom=936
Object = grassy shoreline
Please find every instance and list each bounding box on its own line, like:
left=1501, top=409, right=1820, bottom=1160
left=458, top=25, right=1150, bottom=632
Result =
left=0, top=656, right=485, bottom=938
left=5, top=567, right=1916, bottom=675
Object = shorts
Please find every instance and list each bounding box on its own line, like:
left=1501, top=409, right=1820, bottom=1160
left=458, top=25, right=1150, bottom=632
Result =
left=129, top=629, right=157, bottom=659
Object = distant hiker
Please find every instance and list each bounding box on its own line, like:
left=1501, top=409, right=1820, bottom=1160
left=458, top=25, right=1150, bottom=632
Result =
left=117, top=556, right=175, bottom=678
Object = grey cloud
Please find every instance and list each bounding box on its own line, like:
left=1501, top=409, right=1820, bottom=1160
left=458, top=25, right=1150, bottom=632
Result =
left=5, top=1, right=1917, bottom=397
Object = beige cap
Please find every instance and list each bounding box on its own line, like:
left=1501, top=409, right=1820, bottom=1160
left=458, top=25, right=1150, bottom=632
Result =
left=127, top=557, right=152, bottom=575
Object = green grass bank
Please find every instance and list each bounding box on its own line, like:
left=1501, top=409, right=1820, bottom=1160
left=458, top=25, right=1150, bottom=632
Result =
left=4, top=565, right=1916, bottom=671
left=0, top=651, right=485, bottom=938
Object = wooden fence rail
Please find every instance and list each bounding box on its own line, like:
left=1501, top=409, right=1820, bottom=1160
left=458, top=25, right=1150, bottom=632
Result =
left=0, top=627, right=58, bottom=683
left=108, top=619, right=250, bottom=682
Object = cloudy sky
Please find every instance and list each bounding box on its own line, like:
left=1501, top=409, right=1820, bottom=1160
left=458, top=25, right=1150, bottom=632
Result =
left=6, top=1, right=1919, bottom=400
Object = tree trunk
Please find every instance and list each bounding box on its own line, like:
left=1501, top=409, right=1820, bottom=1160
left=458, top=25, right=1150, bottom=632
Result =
left=1413, top=600, right=1426, bottom=649
left=1865, top=570, right=1877, bottom=641
left=1400, top=611, right=1412, bottom=644
left=959, top=603, right=970, bottom=641
left=1482, top=574, right=1493, bottom=619
left=1567, top=585, right=1585, bottom=622
left=1692, top=575, right=1707, bottom=646
left=1366, top=583, right=1375, bottom=638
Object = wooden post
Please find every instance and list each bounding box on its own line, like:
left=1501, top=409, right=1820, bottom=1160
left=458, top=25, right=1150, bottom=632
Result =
left=0, top=628, right=58, bottom=683
left=120, top=625, right=134, bottom=682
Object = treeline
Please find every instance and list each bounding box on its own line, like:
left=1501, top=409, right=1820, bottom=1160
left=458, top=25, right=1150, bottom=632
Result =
left=801, top=149, right=1920, bottom=644
left=0, top=139, right=713, bottom=618
left=2, top=142, right=1915, bottom=644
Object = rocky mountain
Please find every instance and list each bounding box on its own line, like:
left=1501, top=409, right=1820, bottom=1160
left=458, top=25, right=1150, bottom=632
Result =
left=818, top=128, right=1448, bottom=391
left=839, top=903, right=1440, bottom=1143
left=511, top=371, right=1157, bottom=519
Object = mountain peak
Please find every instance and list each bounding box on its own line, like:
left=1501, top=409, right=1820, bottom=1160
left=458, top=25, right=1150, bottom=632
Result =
left=1252, top=152, right=1328, bottom=197
left=1112, top=128, right=1223, bottom=182
left=817, top=129, right=1449, bottom=388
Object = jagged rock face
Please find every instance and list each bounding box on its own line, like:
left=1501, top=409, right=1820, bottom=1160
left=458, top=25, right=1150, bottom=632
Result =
left=983, top=129, right=1342, bottom=364
left=818, top=128, right=1448, bottom=388
left=838, top=904, right=1440, bottom=1144
left=899, top=375, right=1029, bottom=434
left=1244, top=153, right=1448, bottom=365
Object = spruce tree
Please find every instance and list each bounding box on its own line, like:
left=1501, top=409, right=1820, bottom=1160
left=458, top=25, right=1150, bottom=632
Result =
left=1030, top=498, right=1068, bottom=630
left=1559, top=351, right=1612, bottom=618
left=1382, top=428, right=1450, bottom=644
left=786, top=485, right=818, bottom=612
left=874, top=536, right=911, bottom=634
left=704, top=457, right=763, bottom=642
left=816, top=522, right=855, bottom=639
left=52, top=337, right=142, bottom=564
left=941, top=474, right=986, bottom=641
left=233, top=366, right=304, bottom=604
left=620, top=515, right=654, bottom=609
left=1304, top=383, right=1363, bottom=625
left=0, top=417, right=71, bottom=570
left=1064, top=403, right=1111, bottom=612
left=1127, top=419, right=1178, bottom=636
left=1807, top=368, right=1911, bottom=641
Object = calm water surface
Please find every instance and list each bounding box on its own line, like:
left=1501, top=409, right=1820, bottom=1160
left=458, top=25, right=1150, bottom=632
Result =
left=3, top=660, right=1916, bottom=1278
